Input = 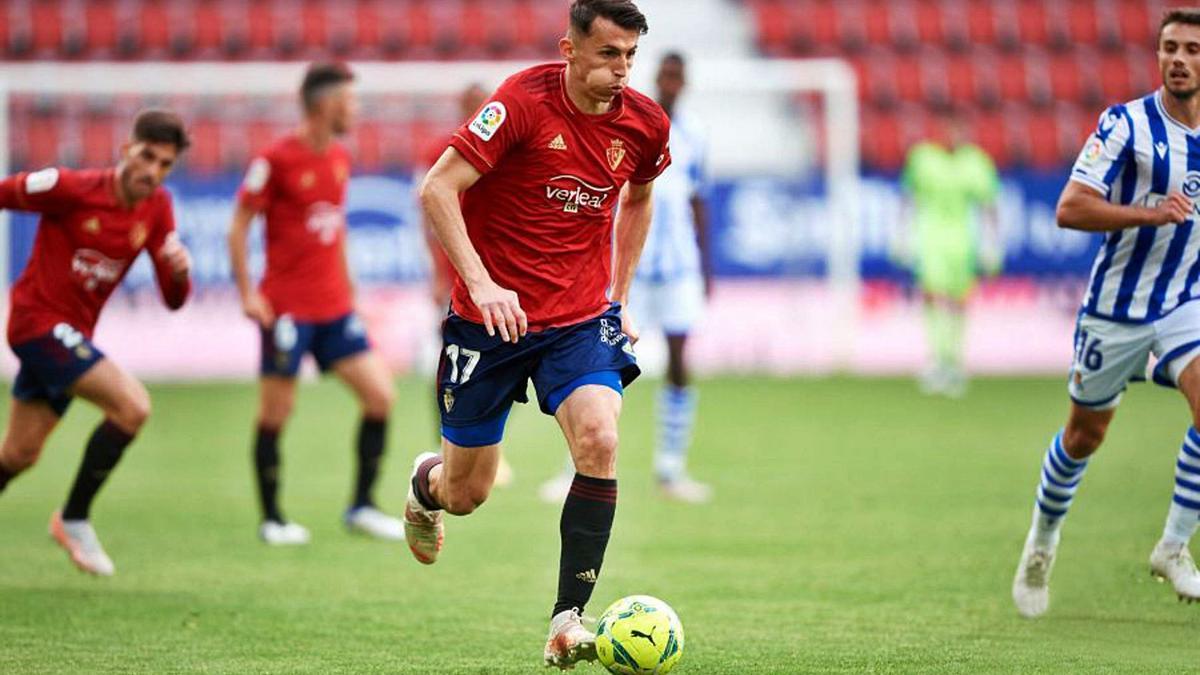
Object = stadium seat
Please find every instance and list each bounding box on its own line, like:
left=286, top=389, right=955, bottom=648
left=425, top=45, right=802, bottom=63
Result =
left=83, top=0, right=120, bottom=57
left=965, top=0, right=998, bottom=46
left=1015, top=0, right=1051, bottom=47
left=81, top=104, right=117, bottom=169
left=30, top=0, right=65, bottom=57
left=971, top=107, right=1010, bottom=167
left=1116, top=0, right=1155, bottom=47
left=912, top=0, right=946, bottom=47
left=1025, top=107, right=1061, bottom=169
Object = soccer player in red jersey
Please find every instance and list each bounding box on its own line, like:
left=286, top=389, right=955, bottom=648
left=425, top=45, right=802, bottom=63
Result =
left=410, top=1, right=671, bottom=667
left=228, top=62, right=402, bottom=546
left=0, top=110, right=193, bottom=576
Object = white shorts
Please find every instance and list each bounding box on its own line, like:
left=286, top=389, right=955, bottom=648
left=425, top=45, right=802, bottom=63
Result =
left=1069, top=300, right=1200, bottom=410
left=628, top=274, right=705, bottom=336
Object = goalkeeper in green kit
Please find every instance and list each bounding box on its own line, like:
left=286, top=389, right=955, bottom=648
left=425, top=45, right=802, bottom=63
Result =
left=899, top=107, right=1000, bottom=397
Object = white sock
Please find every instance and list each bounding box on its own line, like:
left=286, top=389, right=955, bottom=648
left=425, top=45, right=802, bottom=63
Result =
left=1162, top=428, right=1200, bottom=546
left=654, top=386, right=697, bottom=482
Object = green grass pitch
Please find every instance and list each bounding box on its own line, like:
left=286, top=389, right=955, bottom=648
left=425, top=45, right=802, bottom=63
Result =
left=1, top=376, right=1198, bottom=673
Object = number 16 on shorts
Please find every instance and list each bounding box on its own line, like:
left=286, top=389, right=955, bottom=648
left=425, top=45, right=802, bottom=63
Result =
left=1074, top=329, right=1104, bottom=371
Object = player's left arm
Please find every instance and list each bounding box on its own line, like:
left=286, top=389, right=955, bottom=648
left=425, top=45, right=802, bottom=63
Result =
left=148, top=198, right=191, bottom=310
left=976, top=151, right=1003, bottom=276
left=612, top=180, right=655, bottom=344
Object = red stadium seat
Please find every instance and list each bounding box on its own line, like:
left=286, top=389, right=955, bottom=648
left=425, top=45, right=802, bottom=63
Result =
left=1026, top=107, right=1061, bottom=169
left=186, top=115, right=222, bottom=174
left=893, top=52, right=924, bottom=102
left=1015, top=0, right=1050, bottom=46
left=135, top=0, right=171, bottom=57
left=750, top=0, right=795, bottom=55
left=81, top=112, right=117, bottom=169
left=84, top=0, right=119, bottom=57
left=966, top=0, right=998, bottom=44
left=1097, top=49, right=1134, bottom=103
left=352, top=120, right=384, bottom=173
left=300, top=0, right=329, bottom=56
left=1116, top=0, right=1154, bottom=47
left=861, top=107, right=905, bottom=171
left=191, top=0, right=224, bottom=57
left=996, top=51, right=1029, bottom=102
left=1055, top=103, right=1089, bottom=165
left=1047, top=51, right=1084, bottom=104
left=807, top=0, right=842, bottom=50
left=833, top=0, right=869, bottom=51
left=943, top=53, right=976, bottom=105
left=1063, top=0, right=1101, bottom=46
left=970, top=107, right=1010, bottom=167
left=913, top=0, right=946, bottom=46
left=30, top=0, right=64, bottom=56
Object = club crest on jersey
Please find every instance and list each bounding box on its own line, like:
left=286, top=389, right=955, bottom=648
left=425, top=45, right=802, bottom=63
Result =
left=545, top=175, right=614, bottom=213
left=469, top=101, right=507, bottom=141
left=443, top=387, right=456, bottom=413
left=606, top=139, right=626, bottom=171
left=81, top=217, right=101, bottom=234
left=300, top=171, right=316, bottom=190
left=129, top=222, right=148, bottom=249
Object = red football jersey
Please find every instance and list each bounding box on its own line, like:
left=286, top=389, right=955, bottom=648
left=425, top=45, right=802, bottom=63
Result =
left=2, top=167, right=190, bottom=345
left=237, top=134, right=353, bottom=322
left=447, top=62, right=672, bottom=329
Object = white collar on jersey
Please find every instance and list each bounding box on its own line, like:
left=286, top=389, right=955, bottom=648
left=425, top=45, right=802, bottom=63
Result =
left=1156, top=89, right=1200, bottom=135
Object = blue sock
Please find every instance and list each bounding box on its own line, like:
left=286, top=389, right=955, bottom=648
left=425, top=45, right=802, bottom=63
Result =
left=655, top=386, right=697, bottom=482
left=1032, top=431, right=1089, bottom=548
left=1162, top=428, right=1200, bottom=546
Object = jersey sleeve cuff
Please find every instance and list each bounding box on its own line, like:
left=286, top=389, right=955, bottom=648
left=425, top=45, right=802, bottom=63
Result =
left=1068, top=173, right=1111, bottom=197
left=449, top=135, right=494, bottom=174
left=629, top=156, right=673, bottom=185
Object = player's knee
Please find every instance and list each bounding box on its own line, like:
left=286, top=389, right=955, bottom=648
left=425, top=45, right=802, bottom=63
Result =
left=1063, top=422, right=1106, bottom=458
left=361, top=385, right=394, bottom=420
left=1, top=442, right=43, bottom=472
left=573, top=422, right=619, bottom=475
left=258, top=398, right=294, bottom=429
left=114, top=394, right=151, bottom=433
left=442, top=484, right=488, bottom=515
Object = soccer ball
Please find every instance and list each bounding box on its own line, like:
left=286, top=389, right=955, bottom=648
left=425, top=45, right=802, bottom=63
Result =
left=595, top=595, right=684, bottom=674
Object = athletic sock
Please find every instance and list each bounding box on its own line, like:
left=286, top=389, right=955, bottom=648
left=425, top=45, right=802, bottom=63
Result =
left=654, top=385, right=697, bottom=483
left=412, top=454, right=444, bottom=511
left=1031, top=430, right=1089, bottom=548
left=254, top=425, right=285, bottom=524
left=946, top=308, right=966, bottom=376
left=62, top=421, right=135, bottom=521
left=1163, top=428, right=1200, bottom=546
left=553, top=474, right=617, bottom=617
left=353, top=417, right=387, bottom=509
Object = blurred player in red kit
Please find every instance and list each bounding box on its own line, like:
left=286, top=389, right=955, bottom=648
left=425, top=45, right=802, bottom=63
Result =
left=228, top=62, right=402, bottom=546
left=0, top=110, right=193, bottom=577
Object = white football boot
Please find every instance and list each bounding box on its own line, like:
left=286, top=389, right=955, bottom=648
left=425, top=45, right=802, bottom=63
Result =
left=49, top=510, right=115, bottom=577
left=658, top=474, right=713, bottom=504
left=259, top=520, right=311, bottom=546
left=493, top=454, right=514, bottom=488
left=543, top=608, right=597, bottom=670
left=344, top=505, right=405, bottom=541
left=1012, top=534, right=1057, bottom=618
left=404, top=452, right=444, bottom=565
left=1150, top=540, right=1200, bottom=602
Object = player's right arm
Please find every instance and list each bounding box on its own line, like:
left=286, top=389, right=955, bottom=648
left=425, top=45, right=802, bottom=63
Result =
left=419, top=148, right=526, bottom=342
left=1059, top=105, right=1191, bottom=232
left=227, top=203, right=274, bottom=328
left=0, top=167, right=79, bottom=214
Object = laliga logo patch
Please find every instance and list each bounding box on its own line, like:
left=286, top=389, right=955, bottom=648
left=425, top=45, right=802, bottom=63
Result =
left=1082, top=138, right=1104, bottom=165
left=1183, top=171, right=1200, bottom=199
left=469, top=101, right=507, bottom=142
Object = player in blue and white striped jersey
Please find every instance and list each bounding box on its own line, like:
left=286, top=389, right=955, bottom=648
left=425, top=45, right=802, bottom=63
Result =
left=1013, top=9, right=1200, bottom=618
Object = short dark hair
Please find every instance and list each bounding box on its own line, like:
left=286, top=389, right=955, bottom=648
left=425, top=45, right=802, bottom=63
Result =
left=132, top=109, right=190, bottom=152
left=300, top=61, right=355, bottom=111
left=660, top=51, right=685, bottom=67
left=569, top=0, right=648, bottom=36
left=1159, top=8, right=1200, bottom=42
